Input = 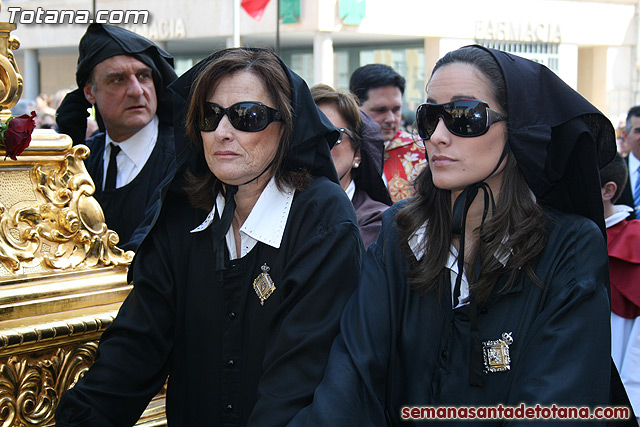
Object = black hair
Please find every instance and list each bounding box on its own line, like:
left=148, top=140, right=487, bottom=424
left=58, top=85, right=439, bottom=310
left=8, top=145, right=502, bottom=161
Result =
left=600, top=153, right=628, bottom=203
left=626, top=105, right=640, bottom=133
left=349, top=64, right=406, bottom=104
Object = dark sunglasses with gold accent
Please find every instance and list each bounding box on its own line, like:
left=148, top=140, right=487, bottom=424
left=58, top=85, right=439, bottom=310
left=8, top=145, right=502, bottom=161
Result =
left=197, top=101, right=284, bottom=133
left=415, top=99, right=506, bottom=141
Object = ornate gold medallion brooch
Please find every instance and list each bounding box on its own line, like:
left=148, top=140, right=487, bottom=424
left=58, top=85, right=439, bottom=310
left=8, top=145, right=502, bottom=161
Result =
left=253, top=263, right=275, bottom=306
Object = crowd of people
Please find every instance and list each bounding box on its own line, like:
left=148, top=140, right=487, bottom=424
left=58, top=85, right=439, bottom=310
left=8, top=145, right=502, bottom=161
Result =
left=39, top=23, right=639, bottom=426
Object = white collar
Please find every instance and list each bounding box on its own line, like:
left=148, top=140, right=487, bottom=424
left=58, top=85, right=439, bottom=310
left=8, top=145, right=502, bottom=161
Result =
left=408, top=223, right=427, bottom=260
left=190, top=177, right=295, bottom=250
left=106, top=115, right=158, bottom=168
left=409, top=224, right=469, bottom=307
left=345, top=179, right=356, bottom=201
left=606, top=204, right=633, bottom=228
left=408, top=222, right=511, bottom=267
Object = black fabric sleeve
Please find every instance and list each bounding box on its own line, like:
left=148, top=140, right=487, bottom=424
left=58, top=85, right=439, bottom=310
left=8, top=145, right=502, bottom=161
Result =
left=506, top=219, right=612, bottom=425
left=121, top=129, right=176, bottom=252
left=247, top=219, right=364, bottom=427
left=55, top=227, right=176, bottom=426
left=287, top=210, right=399, bottom=427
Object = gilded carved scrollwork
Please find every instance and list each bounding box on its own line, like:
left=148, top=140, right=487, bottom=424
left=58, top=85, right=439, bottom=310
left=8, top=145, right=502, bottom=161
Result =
left=0, top=14, right=22, bottom=115
left=0, top=10, right=161, bottom=427
left=0, top=342, right=98, bottom=427
left=0, top=50, right=22, bottom=111
left=0, top=145, right=132, bottom=277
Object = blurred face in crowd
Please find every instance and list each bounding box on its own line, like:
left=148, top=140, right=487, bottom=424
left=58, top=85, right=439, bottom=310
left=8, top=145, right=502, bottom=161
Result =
left=84, top=55, right=157, bottom=142
left=616, top=136, right=630, bottom=158
left=624, top=115, right=640, bottom=160
left=317, top=102, right=361, bottom=191
left=360, top=86, right=402, bottom=141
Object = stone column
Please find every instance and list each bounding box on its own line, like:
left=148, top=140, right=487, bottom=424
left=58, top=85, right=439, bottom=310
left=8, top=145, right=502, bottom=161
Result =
left=577, top=45, right=608, bottom=113
left=313, top=31, right=334, bottom=86
left=424, top=37, right=441, bottom=86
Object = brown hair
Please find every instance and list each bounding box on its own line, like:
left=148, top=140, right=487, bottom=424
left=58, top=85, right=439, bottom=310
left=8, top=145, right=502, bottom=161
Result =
left=310, top=83, right=363, bottom=151
left=184, top=48, right=308, bottom=210
left=396, top=47, right=547, bottom=304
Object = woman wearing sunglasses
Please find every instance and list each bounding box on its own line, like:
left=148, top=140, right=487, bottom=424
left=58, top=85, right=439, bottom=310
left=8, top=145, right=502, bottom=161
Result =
left=290, top=46, right=621, bottom=426
left=56, top=48, right=363, bottom=426
left=311, top=84, right=392, bottom=249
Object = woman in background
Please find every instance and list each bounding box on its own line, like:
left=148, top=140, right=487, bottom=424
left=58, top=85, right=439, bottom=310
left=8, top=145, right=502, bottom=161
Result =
left=312, top=84, right=391, bottom=248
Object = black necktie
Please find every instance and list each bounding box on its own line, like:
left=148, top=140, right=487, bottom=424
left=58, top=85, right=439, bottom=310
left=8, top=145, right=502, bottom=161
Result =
left=212, top=183, right=238, bottom=272
left=105, top=144, right=121, bottom=190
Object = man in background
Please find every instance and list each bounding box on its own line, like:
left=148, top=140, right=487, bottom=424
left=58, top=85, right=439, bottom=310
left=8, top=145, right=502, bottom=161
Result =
left=57, top=24, right=178, bottom=251
left=350, top=63, right=425, bottom=202
left=616, top=105, right=640, bottom=219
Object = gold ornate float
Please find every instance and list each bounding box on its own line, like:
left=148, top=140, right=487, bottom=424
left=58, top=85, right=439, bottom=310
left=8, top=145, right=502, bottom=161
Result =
left=0, top=4, right=167, bottom=425
left=0, top=132, right=168, bottom=426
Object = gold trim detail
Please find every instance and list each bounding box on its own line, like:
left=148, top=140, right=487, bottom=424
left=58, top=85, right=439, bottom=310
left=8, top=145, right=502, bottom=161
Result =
left=0, top=18, right=22, bottom=119
left=0, top=312, right=118, bottom=351
left=0, top=342, right=98, bottom=426
left=0, top=145, right=133, bottom=277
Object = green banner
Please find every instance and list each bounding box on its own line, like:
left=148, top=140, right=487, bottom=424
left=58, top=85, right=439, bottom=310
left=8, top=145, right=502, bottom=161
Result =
left=280, top=0, right=300, bottom=24
left=340, top=0, right=365, bottom=25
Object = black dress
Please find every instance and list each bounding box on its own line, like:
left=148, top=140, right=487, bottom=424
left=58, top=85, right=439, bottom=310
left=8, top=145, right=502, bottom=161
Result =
left=55, top=175, right=363, bottom=426
left=290, top=202, right=612, bottom=426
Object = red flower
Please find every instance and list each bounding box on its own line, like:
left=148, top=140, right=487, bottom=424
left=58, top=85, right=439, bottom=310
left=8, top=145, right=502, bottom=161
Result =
left=3, top=111, right=36, bottom=160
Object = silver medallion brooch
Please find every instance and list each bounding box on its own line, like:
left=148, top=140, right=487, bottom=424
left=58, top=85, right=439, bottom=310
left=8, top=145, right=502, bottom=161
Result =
left=482, top=332, right=513, bottom=373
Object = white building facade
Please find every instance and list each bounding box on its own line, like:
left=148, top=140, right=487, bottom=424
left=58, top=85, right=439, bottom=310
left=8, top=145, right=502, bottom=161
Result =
left=2, top=0, right=638, bottom=125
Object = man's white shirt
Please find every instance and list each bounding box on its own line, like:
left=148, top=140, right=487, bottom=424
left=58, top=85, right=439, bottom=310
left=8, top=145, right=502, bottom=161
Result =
left=102, top=115, right=159, bottom=190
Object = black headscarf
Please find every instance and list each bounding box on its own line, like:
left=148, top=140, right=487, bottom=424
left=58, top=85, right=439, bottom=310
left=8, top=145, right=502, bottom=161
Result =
left=355, top=111, right=392, bottom=206
left=443, top=46, right=617, bottom=387
left=449, top=46, right=616, bottom=272
left=77, top=24, right=177, bottom=125
left=57, top=24, right=177, bottom=144
left=167, top=48, right=340, bottom=271
left=480, top=46, right=616, bottom=235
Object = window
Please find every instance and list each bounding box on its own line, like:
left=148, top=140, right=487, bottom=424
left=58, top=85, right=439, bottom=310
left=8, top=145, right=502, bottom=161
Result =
left=477, top=40, right=560, bottom=73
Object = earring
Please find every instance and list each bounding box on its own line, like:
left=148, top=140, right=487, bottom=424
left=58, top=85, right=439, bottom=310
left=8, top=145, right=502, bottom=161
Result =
left=353, top=162, right=359, bottom=168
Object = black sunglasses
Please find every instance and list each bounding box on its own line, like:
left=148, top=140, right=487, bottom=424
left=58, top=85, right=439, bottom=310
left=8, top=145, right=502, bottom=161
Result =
left=416, top=99, right=506, bottom=140
left=335, top=127, right=358, bottom=146
left=197, top=101, right=284, bottom=132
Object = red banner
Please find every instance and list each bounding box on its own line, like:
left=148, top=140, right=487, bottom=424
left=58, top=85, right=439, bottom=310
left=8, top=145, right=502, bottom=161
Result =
left=241, top=0, right=271, bottom=21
